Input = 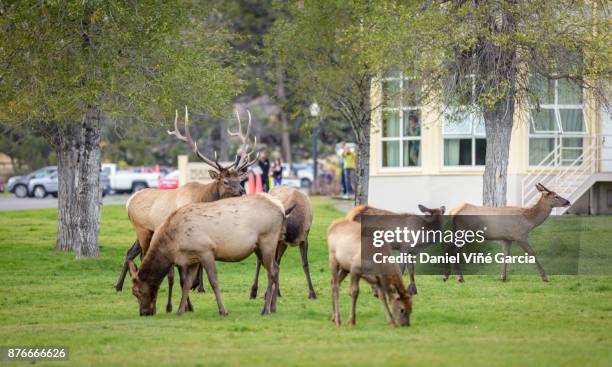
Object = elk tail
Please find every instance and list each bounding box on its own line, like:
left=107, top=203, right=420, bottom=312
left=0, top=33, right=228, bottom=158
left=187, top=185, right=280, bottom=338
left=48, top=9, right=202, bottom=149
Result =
left=346, top=204, right=369, bottom=223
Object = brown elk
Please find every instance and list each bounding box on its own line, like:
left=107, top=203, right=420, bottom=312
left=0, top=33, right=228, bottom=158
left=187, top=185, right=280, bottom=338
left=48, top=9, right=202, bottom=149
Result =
left=346, top=204, right=445, bottom=295
left=249, top=185, right=316, bottom=300
left=127, top=193, right=294, bottom=316
left=446, top=183, right=570, bottom=282
left=327, top=218, right=412, bottom=327
left=115, top=107, right=258, bottom=313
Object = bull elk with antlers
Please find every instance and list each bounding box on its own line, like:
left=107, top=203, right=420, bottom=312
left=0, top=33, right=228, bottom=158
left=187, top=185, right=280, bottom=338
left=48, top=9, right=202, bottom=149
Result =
left=115, top=107, right=259, bottom=313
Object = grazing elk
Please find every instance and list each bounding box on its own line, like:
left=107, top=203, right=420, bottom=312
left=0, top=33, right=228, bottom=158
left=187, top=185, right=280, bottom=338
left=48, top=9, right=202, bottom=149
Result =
left=115, top=107, right=258, bottom=313
left=346, top=204, right=445, bottom=295
left=327, top=218, right=412, bottom=327
left=249, top=185, right=316, bottom=300
left=446, top=183, right=570, bottom=283
left=127, top=194, right=294, bottom=316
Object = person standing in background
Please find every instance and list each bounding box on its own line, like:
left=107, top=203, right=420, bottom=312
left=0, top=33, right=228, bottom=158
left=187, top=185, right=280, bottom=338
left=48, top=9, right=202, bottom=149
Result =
left=272, top=158, right=283, bottom=187
left=342, top=146, right=356, bottom=195
left=258, top=151, right=270, bottom=192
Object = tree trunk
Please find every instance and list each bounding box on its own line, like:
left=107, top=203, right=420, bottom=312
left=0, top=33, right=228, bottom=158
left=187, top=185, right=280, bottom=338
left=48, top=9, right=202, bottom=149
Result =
left=482, top=98, right=515, bottom=207
left=276, top=64, right=292, bottom=163
left=354, top=117, right=370, bottom=205
left=55, top=107, right=103, bottom=257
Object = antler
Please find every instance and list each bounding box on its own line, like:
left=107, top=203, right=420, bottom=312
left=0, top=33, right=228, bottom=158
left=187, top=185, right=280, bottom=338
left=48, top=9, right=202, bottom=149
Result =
left=168, top=106, right=224, bottom=171
left=228, top=109, right=259, bottom=171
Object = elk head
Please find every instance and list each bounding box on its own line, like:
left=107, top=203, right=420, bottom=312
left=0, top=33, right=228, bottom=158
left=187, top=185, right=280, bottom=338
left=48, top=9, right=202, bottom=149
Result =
left=535, top=183, right=571, bottom=208
left=127, top=261, right=159, bottom=316
left=384, top=277, right=412, bottom=326
left=418, top=204, right=446, bottom=228
left=168, top=107, right=259, bottom=198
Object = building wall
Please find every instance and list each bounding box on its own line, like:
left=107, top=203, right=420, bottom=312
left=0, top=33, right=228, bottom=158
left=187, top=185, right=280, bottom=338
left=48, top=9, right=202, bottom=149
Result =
left=368, top=76, right=603, bottom=212
left=369, top=174, right=524, bottom=213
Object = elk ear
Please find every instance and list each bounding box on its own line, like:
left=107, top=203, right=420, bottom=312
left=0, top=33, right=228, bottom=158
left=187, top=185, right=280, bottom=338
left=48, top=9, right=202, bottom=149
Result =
left=535, top=183, right=544, bottom=192
left=209, top=170, right=220, bottom=180
left=418, top=204, right=431, bottom=214
left=285, top=204, right=297, bottom=216
left=127, top=260, right=138, bottom=280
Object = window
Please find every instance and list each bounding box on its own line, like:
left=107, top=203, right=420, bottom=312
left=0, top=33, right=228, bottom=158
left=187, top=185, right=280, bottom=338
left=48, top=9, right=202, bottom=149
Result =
left=442, top=76, right=486, bottom=167
left=381, top=73, right=421, bottom=168
left=529, top=76, right=585, bottom=166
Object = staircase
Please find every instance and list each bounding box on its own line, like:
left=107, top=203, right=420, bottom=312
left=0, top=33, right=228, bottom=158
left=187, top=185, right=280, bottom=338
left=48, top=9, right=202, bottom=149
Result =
left=521, top=135, right=611, bottom=215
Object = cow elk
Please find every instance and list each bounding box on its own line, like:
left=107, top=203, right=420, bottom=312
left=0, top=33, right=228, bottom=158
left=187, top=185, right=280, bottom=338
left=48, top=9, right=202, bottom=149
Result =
left=116, top=107, right=258, bottom=313
left=128, top=194, right=294, bottom=316
left=249, top=185, right=316, bottom=300
left=327, top=218, right=412, bottom=327
left=346, top=204, right=445, bottom=295
left=447, top=183, right=570, bottom=282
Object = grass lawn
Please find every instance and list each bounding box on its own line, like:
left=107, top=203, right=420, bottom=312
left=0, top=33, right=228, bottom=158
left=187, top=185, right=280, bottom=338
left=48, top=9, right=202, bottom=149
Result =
left=0, top=197, right=611, bottom=367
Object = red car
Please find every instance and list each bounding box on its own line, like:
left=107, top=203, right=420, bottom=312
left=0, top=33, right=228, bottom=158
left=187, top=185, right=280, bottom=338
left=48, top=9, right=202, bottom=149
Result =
left=158, top=170, right=179, bottom=190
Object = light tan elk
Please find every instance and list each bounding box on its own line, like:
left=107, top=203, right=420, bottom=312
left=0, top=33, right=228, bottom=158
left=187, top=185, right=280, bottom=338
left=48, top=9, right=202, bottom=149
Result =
left=327, top=218, right=412, bottom=327
left=115, top=107, right=258, bottom=313
left=249, top=185, right=316, bottom=299
left=346, top=204, right=445, bottom=295
left=446, top=183, right=570, bottom=282
left=128, top=194, right=294, bottom=316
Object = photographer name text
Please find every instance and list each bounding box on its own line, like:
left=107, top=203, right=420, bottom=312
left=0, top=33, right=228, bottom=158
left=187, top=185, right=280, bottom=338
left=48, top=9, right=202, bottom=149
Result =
left=372, top=252, right=536, bottom=265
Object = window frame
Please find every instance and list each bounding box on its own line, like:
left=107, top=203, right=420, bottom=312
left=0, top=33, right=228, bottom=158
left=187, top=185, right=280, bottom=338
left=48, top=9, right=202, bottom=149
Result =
left=379, top=73, right=422, bottom=171
left=528, top=77, right=587, bottom=167
left=441, top=75, right=486, bottom=168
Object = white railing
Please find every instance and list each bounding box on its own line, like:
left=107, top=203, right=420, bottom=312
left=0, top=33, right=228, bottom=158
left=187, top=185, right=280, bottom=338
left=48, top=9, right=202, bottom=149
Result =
left=521, top=135, right=611, bottom=213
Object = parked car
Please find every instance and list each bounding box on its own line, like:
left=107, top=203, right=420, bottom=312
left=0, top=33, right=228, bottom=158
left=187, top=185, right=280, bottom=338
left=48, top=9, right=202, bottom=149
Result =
left=28, top=172, right=58, bottom=198
left=102, top=163, right=159, bottom=193
left=101, top=173, right=111, bottom=197
left=158, top=170, right=179, bottom=190
left=7, top=166, right=57, bottom=198
left=28, top=171, right=111, bottom=199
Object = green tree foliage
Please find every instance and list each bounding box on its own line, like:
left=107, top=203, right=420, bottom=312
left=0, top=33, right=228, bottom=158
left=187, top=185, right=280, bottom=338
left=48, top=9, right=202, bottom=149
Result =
left=267, top=0, right=389, bottom=204
left=0, top=1, right=244, bottom=257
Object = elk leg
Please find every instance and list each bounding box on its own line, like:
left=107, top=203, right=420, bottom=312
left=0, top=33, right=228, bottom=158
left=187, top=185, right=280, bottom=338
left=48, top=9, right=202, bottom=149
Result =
left=272, top=242, right=288, bottom=298
left=201, top=255, right=227, bottom=316
left=250, top=257, right=262, bottom=299
left=329, top=257, right=341, bottom=326
left=260, top=246, right=279, bottom=315
left=517, top=240, right=549, bottom=282
left=442, top=243, right=452, bottom=282
left=177, top=266, right=194, bottom=312
left=115, top=240, right=141, bottom=292
left=166, top=266, right=174, bottom=313
left=300, top=238, right=317, bottom=299
left=348, top=273, right=360, bottom=326
left=500, top=240, right=511, bottom=282
left=374, top=281, right=396, bottom=327
left=177, top=265, right=197, bottom=316
left=407, top=259, right=417, bottom=295
left=453, top=246, right=465, bottom=283
left=189, top=265, right=205, bottom=292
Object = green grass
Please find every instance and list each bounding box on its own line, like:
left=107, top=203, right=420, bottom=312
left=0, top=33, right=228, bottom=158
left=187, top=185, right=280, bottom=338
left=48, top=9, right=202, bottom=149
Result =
left=0, top=198, right=611, bottom=367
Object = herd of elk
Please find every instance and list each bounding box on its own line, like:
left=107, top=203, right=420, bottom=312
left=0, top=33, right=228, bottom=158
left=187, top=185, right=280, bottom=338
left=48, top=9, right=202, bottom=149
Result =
left=446, top=182, right=570, bottom=283
left=115, top=107, right=569, bottom=327
left=115, top=107, right=258, bottom=313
